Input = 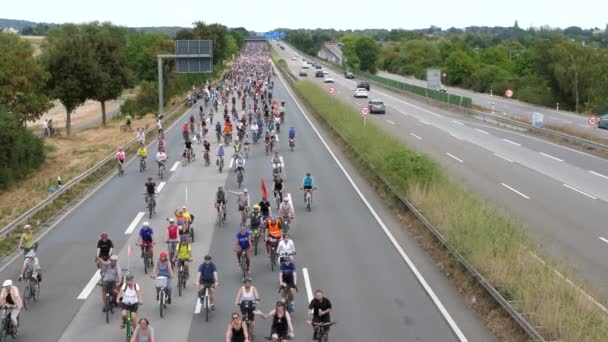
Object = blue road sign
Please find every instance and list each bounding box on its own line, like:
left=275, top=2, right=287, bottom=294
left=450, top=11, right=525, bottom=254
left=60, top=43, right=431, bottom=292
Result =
left=279, top=32, right=287, bottom=39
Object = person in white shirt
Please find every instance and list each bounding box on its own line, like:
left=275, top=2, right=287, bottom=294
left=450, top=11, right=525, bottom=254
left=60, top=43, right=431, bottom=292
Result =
left=136, top=128, right=145, bottom=145
left=277, top=234, right=295, bottom=263
left=156, top=151, right=167, bottom=169
left=119, top=275, right=142, bottom=330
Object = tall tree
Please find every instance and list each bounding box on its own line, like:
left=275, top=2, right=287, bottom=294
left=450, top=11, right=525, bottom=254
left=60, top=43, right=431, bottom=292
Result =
left=42, top=24, right=97, bottom=135
left=85, top=23, right=132, bottom=126
left=0, top=32, right=52, bottom=125
left=355, top=36, right=380, bottom=73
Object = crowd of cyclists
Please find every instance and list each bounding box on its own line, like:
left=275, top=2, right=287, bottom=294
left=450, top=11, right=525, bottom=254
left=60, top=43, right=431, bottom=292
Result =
left=0, top=42, right=333, bottom=342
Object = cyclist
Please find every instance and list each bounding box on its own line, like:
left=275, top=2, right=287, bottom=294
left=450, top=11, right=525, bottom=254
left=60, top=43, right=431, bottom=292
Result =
left=265, top=216, right=282, bottom=255
left=233, top=141, right=242, bottom=157
left=17, top=224, right=36, bottom=254
left=308, top=290, right=333, bottom=341
left=116, top=147, right=126, bottom=170
left=165, top=217, right=180, bottom=258
left=157, top=119, right=164, bottom=138
left=174, top=235, right=192, bottom=278
left=203, top=139, right=211, bottom=154
left=0, top=280, right=22, bottom=335
left=278, top=197, right=294, bottom=223
left=272, top=174, right=284, bottom=202
left=183, top=139, right=194, bottom=163
left=277, top=234, right=295, bottom=263
left=144, top=177, right=156, bottom=212
left=229, top=189, right=250, bottom=223
left=279, top=256, right=297, bottom=309
left=125, top=113, right=132, bottom=131
left=182, top=121, right=190, bottom=142
left=288, top=126, right=295, bottom=143
left=152, top=251, right=173, bottom=304
left=271, top=151, right=282, bottom=173
left=258, top=196, right=272, bottom=220
left=132, top=318, right=155, bottom=342
left=18, top=250, right=41, bottom=283
left=215, top=186, right=227, bottom=219
left=157, top=135, right=166, bottom=152
left=235, top=154, right=246, bottom=173
left=138, top=222, right=154, bottom=262
left=234, top=278, right=260, bottom=336
left=260, top=301, right=294, bottom=340
left=302, top=172, right=315, bottom=202
left=96, top=232, right=114, bottom=268
left=225, top=312, right=249, bottom=342
left=216, top=145, right=225, bottom=166
left=250, top=121, right=259, bottom=143
left=215, top=121, right=222, bottom=141
left=248, top=205, right=263, bottom=236
left=136, top=128, right=145, bottom=145
left=156, top=149, right=167, bottom=171
left=118, top=275, right=142, bottom=330
left=196, top=255, right=219, bottom=310
left=99, top=255, right=121, bottom=312
left=235, top=226, right=252, bottom=274
left=243, top=135, right=251, bottom=156
left=279, top=101, right=286, bottom=121
left=137, top=143, right=147, bottom=163
left=189, top=113, right=196, bottom=134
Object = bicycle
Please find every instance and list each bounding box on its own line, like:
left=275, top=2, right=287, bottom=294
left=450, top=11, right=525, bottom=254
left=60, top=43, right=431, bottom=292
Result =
left=268, top=238, right=279, bottom=271
left=265, top=336, right=292, bottom=342
left=138, top=243, right=154, bottom=274
left=166, top=241, right=178, bottom=268
left=238, top=249, right=248, bottom=281
left=303, top=188, right=316, bottom=212
left=289, top=138, right=295, bottom=151
left=216, top=131, right=221, bottom=144
left=198, top=284, right=215, bottom=322
left=139, top=156, right=146, bottom=172
left=218, top=156, right=224, bottom=173
left=122, top=303, right=140, bottom=341
left=252, top=226, right=261, bottom=256
left=156, top=276, right=168, bottom=318
left=0, top=305, right=17, bottom=341
left=279, top=283, right=298, bottom=313
left=217, top=203, right=226, bottom=227
left=158, top=161, right=166, bottom=179
left=312, top=322, right=336, bottom=342
left=145, top=193, right=156, bottom=219
left=280, top=216, right=292, bottom=235
left=237, top=168, right=244, bottom=188
left=274, top=190, right=283, bottom=210
left=241, top=300, right=255, bottom=339
left=203, top=150, right=210, bottom=167
left=102, top=281, right=117, bottom=324
left=117, top=160, right=124, bottom=176
left=22, top=269, right=40, bottom=310
left=265, top=141, right=270, bottom=155
left=176, top=260, right=189, bottom=297
left=240, top=206, right=250, bottom=227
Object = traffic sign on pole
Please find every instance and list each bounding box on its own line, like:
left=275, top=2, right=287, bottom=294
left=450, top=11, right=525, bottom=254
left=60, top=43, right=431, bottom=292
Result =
left=505, top=89, right=514, bottom=98
left=328, top=86, right=335, bottom=95
left=360, top=107, right=369, bottom=116
left=588, top=115, right=600, bottom=126
left=532, top=112, right=544, bottom=127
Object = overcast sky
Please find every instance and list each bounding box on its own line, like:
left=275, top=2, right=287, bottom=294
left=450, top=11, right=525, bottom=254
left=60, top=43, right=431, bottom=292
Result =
left=3, top=0, right=607, bottom=32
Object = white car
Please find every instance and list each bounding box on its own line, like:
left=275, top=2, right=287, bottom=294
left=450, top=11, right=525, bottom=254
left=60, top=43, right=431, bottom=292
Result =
left=322, top=70, right=329, bottom=75
left=302, top=64, right=309, bottom=69
left=354, top=88, right=369, bottom=98
left=323, top=77, right=335, bottom=83
left=291, top=56, right=297, bottom=60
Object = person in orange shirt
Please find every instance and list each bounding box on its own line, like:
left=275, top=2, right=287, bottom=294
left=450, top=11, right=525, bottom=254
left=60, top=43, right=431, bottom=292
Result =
left=265, top=216, right=283, bottom=255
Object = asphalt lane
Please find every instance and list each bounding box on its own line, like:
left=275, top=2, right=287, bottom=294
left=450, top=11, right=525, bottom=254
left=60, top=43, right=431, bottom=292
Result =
left=279, top=43, right=608, bottom=300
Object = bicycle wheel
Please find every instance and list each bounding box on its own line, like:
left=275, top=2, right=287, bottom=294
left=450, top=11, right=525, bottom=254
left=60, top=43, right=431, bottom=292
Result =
left=32, top=281, right=39, bottom=302
left=149, top=202, right=154, bottom=219
left=241, top=254, right=248, bottom=279
left=205, top=295, right=209, bottom=322
left=178, top=274, right=183, bottom=297
left=270, top=253, right=276, bottom=271
left=22, top=284, right=30, bottom=310
left=0, top=321, right=7, bottom=342
left=143, top=253, right=149, bottom=275
left=253, top=234, right=259, bottom=256
left=105, top=300, right=111, bottom=324
left=237, top=172, right=243, bottom=188
left=159, top=291, right=165, bottom=318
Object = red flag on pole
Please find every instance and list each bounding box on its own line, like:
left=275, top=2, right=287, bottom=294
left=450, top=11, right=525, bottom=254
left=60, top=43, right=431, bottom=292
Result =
left=261, top=179, right=268, bottom=199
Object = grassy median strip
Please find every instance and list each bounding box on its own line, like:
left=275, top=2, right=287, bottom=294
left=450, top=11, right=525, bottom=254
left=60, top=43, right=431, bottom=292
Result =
left=289, top=76, right=608, bottom=340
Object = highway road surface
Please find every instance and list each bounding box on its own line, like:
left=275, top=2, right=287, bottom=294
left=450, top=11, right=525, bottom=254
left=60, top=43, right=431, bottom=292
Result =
left=280, top=42, right=608, bottom=303
left=323, top=42, right=608, bottom=141
left=0, top=45, right=493, bottom=341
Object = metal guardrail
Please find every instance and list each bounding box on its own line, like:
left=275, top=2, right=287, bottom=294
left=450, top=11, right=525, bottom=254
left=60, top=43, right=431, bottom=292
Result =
left=273, top=55, right=547, bottom=341
left=0, top=101, right=186, bottom=238
left=285, top=43, right=608, bottom=154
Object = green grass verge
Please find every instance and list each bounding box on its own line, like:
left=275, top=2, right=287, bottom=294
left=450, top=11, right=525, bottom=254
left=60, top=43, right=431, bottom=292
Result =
left=289, top=75, right=608, bottom=340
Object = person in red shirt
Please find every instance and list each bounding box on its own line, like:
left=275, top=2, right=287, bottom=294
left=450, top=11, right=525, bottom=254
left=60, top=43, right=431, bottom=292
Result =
left=182, top=122, right=189, bottom=142
left=165, top=218, right=180, bottom=259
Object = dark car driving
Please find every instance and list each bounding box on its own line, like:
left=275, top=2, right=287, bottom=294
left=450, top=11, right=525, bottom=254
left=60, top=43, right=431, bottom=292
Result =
left=315, top=70, right=324, bottom=78
left=357, top=81, right=370, bottom=91
left=368, top=100, right=386, bottom=114
left=344, top=72, right=355, bottom=79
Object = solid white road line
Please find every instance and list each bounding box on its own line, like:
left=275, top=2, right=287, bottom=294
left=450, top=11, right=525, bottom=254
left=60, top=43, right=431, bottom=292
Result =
left=474, top=128, right=489, bottom=135
left=287, top=193, right=294, bottom=214
left=419, top=120, right=431, bottom=125
left=275, top=63, right=468, bottom=342
left=589, top=170, right=608, bottom=180
left=77, top=269, right=101, bottom=300
left=386, top=120, right=396, bottom=125
left=229, top=157, right=234, bottom=169
left=449, top=133, right=462, bottom=140
left=540, top=152, right=564, bottom=162
left=410, top=133, right=422, bottom=140
left=530, top=252, right=608, bottom=314
left=446, top=153, right=464, bottom=163
left=124, top=212, right=146, bottom=235
left=453, top=120, right=464, bottom=126
left=170, top=161, right=180, bottom=172
left=194, top=297, right=202, bottom=314
left=599, top=237, right=608, bottom=245
left=157, top=181, right=166, bottom=193
left=493, top=153, right=513, bottom=163
left=431, top=112, right=441, bottom=118
left=500, top=183, right=530, bottom=199
left=502, top=139, right=521, bottom=147
left=302, top=268, right=313, bottom=303
left=562, top=184, right=597, bottom=200
left=280, top=156, right=285, bottom=169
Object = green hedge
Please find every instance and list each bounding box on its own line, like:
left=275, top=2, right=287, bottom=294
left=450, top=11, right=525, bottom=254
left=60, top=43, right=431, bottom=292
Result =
left=0, top=110, right=45, bottom=190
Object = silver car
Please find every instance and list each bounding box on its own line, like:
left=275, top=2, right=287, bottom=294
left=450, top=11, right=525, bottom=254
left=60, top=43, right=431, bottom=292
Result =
left=368, top=100, right=386, bottom=114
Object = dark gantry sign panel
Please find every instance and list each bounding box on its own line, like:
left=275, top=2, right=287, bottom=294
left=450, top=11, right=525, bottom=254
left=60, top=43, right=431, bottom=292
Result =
left=175, top=40, right=213, bottom=73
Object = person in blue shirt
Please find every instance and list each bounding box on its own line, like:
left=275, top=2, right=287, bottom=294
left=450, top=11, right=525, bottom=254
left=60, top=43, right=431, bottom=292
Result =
left=216, top=145, right=225, bottom=167
left=279, top=256, right=297, bottom=311
left=288, top=127, right=296, bottom=140
left=196, top=255, right=219, bottom=310
left=138, top=222, right=154, bottom=261
left=235, top=226, right=252, bottom=273
left=302, top=173, right=315, bottom=202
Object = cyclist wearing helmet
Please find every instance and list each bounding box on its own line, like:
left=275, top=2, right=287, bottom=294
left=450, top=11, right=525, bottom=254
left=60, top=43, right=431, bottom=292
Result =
left=265, top=216, right=283, bottom=255
left=234, top=277, right=260, bottom=336
left=249, top=205, right=263, bottom=234
left=302, top=172, right=316, bottom=202
left=0, top=280, right=22, bottom=333
left=152, top=250, right=174, bottom=304
left=100, top=255, right=121, bottom=311
left=174, top=235, right=192, bottom=277
left=235, top=226, right=253, bottom=274
left=19, top=250, right=41, bottom=283
left=115, top=147, right=126, bottom=164
left=138, top=222, right=154, bottom=261
left=215, top=186, right=227, bottom=218
left=17, top=224, right=36, bottom=254
left=278, top=197, right=294, bottom=222
left=273, top=174, right=284, bottom=201
left=165, top=217, right=180, bottom=258
left=96, top=232, right=114, bottom=267
left=144, top=177, right=156, bottom=211
left=119, top=275, right=142, bottom=330
left=228, top=188, right=250, bottom=223
left=196, top=255, right=219, bottom=310
left=271, top=151, right=282, bottom=174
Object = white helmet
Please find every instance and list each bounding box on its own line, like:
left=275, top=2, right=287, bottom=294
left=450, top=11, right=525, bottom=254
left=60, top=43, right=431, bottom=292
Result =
left=3, top=280, right=12, bottom=287
left=283, top=197, right=289, bottom=202
left=143, top=221, right=150, bottom=227
left=24, top=224, right=32, bottom=230
left=25, top=251, right=36, bottom=258
left=244, top=188, right=248, bottom=193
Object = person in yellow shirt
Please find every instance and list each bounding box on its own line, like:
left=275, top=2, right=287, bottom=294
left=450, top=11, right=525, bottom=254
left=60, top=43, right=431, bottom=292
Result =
left=173, top=235, right=192, bottom=277
left=17, top=224, right=37, bottom=254
left=174, top=207, right=190, bottom=236
left=137, top=144, right=147, bottom=159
